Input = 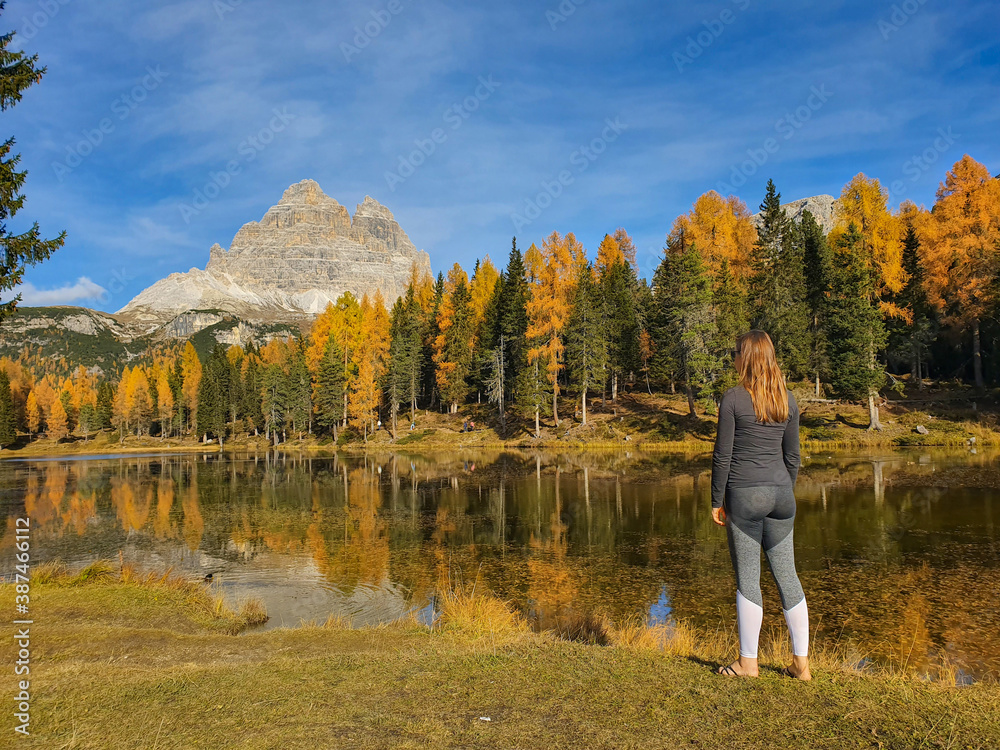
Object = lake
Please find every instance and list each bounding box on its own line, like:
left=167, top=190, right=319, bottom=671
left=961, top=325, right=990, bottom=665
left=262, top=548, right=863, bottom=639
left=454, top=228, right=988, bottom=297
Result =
left=1, top=448, right=997, bottom=680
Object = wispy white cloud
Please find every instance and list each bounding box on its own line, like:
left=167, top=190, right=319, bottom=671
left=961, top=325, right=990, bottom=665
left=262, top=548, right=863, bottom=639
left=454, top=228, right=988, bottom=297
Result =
left=13, top=277, right=108, bottom=306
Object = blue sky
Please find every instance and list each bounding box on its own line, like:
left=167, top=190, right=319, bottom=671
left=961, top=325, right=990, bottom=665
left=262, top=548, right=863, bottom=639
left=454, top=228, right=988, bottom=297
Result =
left=5, top=0, right=999, bottom=312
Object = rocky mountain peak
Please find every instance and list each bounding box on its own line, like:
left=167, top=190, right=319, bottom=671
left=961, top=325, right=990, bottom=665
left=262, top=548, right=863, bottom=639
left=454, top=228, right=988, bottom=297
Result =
left=278, top=178, right=338, bottom=207
left=354, top=195, right=394, bottom=221
left=119, top=180, right=432, bottom=330
left=752, top=194, right=839, bottom=235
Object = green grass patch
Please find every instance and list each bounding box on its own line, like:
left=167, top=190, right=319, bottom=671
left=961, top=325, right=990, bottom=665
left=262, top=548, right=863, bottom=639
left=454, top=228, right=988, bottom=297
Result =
left=3, top=564, right=998, bottom=748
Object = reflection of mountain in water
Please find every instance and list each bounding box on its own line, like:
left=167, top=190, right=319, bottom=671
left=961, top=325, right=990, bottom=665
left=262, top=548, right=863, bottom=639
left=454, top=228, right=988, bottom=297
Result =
left=3, top=449, right=999, bottom=678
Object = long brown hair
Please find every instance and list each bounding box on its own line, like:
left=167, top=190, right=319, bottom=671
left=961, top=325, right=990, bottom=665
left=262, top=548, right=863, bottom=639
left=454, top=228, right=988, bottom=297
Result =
left=735, top=330, right=788, bottom=423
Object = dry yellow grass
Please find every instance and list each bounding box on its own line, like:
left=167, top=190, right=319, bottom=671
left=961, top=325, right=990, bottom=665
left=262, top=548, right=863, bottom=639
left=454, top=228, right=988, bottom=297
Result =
left=34, top=556, right=269, bottom=636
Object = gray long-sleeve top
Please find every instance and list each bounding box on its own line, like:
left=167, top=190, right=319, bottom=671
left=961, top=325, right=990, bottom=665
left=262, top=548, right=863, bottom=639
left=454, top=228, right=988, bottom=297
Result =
left=710, top=385, right=800, bottom=509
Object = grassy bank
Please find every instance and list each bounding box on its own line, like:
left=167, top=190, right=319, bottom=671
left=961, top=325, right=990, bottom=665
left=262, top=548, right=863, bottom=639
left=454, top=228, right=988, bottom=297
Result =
left=3, top=386, right=998, bottom=459
left=3, top=561, right=998, bottom=749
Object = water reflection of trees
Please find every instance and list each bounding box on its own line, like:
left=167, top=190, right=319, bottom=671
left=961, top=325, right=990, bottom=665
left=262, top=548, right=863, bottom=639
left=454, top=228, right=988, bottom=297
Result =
left=3, top=450, right=999, bottom=677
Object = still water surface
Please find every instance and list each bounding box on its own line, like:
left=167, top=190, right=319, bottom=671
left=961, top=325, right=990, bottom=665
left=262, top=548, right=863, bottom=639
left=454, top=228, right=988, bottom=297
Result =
left=1, top=449, right=997, bottom=679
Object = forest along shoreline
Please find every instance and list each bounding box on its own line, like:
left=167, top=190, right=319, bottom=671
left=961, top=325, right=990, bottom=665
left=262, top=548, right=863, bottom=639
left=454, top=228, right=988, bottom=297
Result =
left=1, top=387, right=994, bottom=458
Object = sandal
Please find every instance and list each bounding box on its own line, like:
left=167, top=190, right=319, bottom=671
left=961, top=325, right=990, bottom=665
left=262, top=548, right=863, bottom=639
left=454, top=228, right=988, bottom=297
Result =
left=717, top=664, right=741, bottom=677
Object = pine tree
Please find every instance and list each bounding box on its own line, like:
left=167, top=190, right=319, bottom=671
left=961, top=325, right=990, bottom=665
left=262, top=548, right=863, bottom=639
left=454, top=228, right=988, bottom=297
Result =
left=711, top=258, right=749, bottom=398
left=652, top=242, right=717, bottom=416
left=801, top=210, right=833, bottom=396
left=0, top=6, right=65, bottom=323
left=77, top=402, right=96, bottom=442
left=433, top=267, right=475, bottom=413
left=518, top=355, right=550, bottom=438
left=749, top=180, right=810, bottom=378
left=496, top=238, right=529, bottom=401
left=565, top=263, right=608, bottom=425
left=831, top=174, right=907, bottom=428
left=96, top=381, right=114, bottom=430
left=827, top=224, right=888, bottom=429
left=0, top=369, right=15, bottom=447
left=287, top=342, right=311, bottom=438
left=240, top=352, right=264, bottom=435
left=196, top=345, right=229, bottom=444
left=423, top=273, right=445, bottom=409
left=261, top=363, right=286, bottom=443
left=389, top=286, right=424, bottom=427
left=598, top=233, right=641, bottom=405
left=315, top=336, right=346, bottom=438
left=893, top=223, right=935, bottom=387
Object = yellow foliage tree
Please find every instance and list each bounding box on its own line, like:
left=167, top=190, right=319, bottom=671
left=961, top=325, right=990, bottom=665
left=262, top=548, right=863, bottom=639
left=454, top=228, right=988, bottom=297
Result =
left=48, top=397, right=68, bottom=441
left=329, top=292, right=362, bottom=428
left=526, top=232, right=586, bottom=426
left=348, top=292, right=391, bottom=439
left=156, top=368, right=174, bottom=438
left=306, top=302, right=338, bottom=377
left=667, top=191, right=757, bottom=280
left=469, top=255, right=499, bottom=329
left=180, top=342, right=202, bottom=434
left=125, top=368, right=153, bottom=436
left=596, top=233, right=625, bottom=274
left=830, top=173, right=907, bottom=311
left=26, top=390, right=40, bottom=437
left=916, top=155, right=1000, bottom=389
left=32, top=376, right=57, bottom=426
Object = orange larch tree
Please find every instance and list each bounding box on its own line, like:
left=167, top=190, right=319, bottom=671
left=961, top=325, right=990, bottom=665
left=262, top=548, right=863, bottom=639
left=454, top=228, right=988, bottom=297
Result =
left=667, top=191, right=757, bottom=281
left=915, top=155, right=1000, bottom=389
left=180, top=342, right=202, bottom=434
left=526, top=231, right=586, bottom=426
left=349, top=292, right=391, bottom=438
left=829, top=173, right=908, bottom=429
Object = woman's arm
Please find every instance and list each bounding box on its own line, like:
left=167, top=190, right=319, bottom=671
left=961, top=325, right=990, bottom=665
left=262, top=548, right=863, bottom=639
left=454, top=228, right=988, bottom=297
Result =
left=782, top=392, right=801, bottom=485
left=711, top=392, right=735, bottom=509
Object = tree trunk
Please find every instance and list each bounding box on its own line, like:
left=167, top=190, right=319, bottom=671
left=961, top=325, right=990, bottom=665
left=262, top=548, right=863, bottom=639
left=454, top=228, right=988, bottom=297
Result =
left=552, top=389, right=559, bottom=428
left=973, top=317, right=984, bottom=390
left=814, top=371, right=821, bottom=398
left=867, top=392, right=883, bottom=431
left=534, top=407, right=540, bottom=439
left=581, top=387, right=587, bottom=426
left=611, top=371, right=618, bottom=404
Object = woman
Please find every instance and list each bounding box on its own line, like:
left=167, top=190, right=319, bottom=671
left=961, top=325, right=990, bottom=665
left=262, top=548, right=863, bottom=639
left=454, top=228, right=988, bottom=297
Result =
left=711, top=330, right=810, bottom=680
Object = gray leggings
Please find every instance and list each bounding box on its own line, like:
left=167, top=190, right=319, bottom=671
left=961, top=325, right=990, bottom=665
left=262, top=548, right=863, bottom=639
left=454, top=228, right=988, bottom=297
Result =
left=725, top=485, right=805, bottom=610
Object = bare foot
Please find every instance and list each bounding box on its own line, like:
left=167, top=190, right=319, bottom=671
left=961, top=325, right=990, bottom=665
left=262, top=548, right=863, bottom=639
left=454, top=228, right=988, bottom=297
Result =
left=717, top=656, right=759, bottom=677
left=783, top=656, right=812, bottom=681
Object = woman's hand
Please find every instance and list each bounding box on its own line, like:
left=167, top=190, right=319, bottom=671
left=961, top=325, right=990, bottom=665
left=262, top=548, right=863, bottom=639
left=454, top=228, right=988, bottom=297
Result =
left=712, top=506, right=727, bottom=527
